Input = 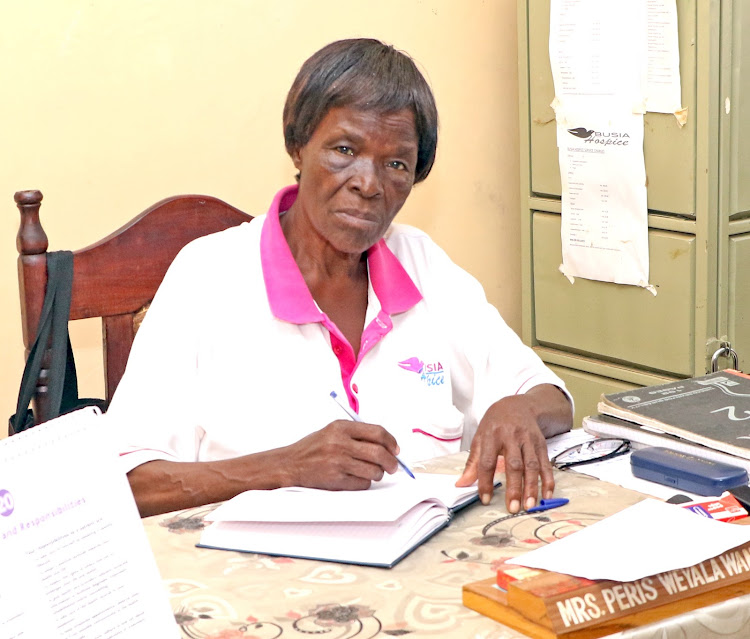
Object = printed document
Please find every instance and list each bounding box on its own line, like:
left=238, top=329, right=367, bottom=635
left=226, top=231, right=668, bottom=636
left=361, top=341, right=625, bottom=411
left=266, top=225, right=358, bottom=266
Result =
left=549, top=0, right=644, bottom=107
left=549, top=0, right=681, bottom=290
left=0, top=408, right=178, bottom=639
left=550, top=0, right=681, bottom=113
left=556, top=107, right=650, bottom=288
left=645, top=0, right=682, bottom=114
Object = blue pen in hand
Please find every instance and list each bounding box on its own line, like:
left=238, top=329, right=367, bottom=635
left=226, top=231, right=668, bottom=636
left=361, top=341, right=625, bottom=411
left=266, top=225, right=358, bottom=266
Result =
left=329, top=391, right=416, bottom=479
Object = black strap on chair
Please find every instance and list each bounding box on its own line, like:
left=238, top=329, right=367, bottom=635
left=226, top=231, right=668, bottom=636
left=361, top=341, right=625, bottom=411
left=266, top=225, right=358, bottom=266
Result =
left=9, top=251, right=106, bottom=436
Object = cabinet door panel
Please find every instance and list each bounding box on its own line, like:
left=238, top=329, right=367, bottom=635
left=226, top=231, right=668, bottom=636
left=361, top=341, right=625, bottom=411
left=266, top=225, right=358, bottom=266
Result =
left=726, top=2, right=750, bottom=219
left=547, top=364, right=638, bottom=430
left=728, top=233, right=750, bottom=372
left=532, top=212, right=695, bottom=375
left=527, top=0, right=697, bottom=216
left=527, top=0, right=558, bottom=198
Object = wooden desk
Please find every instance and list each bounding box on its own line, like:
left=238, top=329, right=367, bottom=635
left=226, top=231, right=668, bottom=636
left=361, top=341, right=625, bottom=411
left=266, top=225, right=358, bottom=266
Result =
left=142, top=455, right=750, bottom=638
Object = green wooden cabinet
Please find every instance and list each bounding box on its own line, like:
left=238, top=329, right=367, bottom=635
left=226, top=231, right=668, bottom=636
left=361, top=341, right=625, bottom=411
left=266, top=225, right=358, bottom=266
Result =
left=518, top=0, right=750, bottom=424
left=547, top=364, right=639, bottom=432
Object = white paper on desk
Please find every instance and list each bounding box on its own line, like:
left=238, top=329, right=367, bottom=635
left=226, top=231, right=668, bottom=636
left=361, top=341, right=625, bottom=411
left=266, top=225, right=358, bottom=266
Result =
left=0, top=408, right=178, bottom=638
left=508, top=498, right=750, bottom=582
left=556, top=106, right=651, bottom=289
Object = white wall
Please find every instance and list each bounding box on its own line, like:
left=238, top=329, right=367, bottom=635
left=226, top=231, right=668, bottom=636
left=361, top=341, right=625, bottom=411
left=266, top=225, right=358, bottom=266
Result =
left=0, top=0, right=521, bottom=429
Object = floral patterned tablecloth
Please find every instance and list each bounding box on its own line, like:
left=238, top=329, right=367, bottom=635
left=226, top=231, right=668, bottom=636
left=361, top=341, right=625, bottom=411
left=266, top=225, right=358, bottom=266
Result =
left=143, top=454, right=750, bottom=639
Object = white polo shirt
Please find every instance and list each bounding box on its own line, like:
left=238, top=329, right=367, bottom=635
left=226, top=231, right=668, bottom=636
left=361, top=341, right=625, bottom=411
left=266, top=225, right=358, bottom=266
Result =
left=108, top=185, right=569, bottom=473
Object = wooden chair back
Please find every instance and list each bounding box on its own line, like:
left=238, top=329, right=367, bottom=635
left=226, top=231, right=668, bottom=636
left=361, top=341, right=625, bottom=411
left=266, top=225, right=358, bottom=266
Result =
left=14, top=190, right=253, bottom=424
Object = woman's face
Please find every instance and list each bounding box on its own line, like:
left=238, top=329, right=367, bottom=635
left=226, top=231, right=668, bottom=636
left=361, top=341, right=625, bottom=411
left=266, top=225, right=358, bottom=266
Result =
left=290, top=105, right=419, bottom=255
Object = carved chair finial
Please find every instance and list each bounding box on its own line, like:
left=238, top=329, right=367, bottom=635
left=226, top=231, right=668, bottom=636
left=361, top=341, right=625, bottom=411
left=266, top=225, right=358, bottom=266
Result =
left=15, top=190, right=48, bottom=255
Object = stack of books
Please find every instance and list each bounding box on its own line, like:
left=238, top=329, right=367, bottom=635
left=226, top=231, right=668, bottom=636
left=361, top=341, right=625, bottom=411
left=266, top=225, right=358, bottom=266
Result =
left=583, top=370, right=750, bottom=474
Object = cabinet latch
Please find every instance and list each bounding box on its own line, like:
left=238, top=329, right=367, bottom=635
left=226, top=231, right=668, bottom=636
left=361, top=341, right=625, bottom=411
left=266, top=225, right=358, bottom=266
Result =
left=710, top=342, right=739, bottom=372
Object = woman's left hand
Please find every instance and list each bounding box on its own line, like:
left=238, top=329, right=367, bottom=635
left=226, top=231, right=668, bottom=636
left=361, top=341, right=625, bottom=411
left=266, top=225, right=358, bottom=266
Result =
left=455, top=384, right=572, bottom=513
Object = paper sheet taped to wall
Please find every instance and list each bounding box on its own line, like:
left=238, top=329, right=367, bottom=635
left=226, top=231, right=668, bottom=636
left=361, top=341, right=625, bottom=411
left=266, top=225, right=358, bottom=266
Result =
left=556, top=105, right=651, bottom=290
left=549, top=0, right=645, bottom=106
left=549, top=0, right=681, bottom=291
left=645, top=0, right=682, bottom=115
left=550, top=0, right=681, bottom=114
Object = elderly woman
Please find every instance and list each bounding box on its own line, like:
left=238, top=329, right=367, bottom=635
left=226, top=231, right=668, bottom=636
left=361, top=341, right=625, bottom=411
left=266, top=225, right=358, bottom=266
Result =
left=109, top=38, right=573, bottom=518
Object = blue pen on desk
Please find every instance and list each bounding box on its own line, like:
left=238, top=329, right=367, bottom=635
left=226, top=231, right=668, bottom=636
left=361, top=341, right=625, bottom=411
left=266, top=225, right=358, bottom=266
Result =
left=329, top=391, right=416, bottom=479
left=525, top=497, right=569, bottom=513
left=481, top=497, right=570, bottom=535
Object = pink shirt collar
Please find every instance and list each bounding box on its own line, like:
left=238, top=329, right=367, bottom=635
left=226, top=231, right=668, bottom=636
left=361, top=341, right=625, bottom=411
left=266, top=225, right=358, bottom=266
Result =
left=260, top=185, right=422, bottom=323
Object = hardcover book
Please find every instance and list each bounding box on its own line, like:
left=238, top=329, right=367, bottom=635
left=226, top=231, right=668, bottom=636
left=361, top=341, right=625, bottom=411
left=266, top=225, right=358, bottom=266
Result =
left=582, top=413, right=750, bottom=474
left=597, top=370, right=750, bottom=461
left=198, top=472, right=495, bottom=568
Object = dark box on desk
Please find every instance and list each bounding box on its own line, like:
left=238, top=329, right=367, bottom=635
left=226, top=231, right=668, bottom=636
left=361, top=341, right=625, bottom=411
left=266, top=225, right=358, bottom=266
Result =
left=631, top=447, right=748, bottom=496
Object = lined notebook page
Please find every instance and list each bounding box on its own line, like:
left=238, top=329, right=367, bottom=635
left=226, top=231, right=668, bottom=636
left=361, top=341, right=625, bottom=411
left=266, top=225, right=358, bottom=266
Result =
left=206, top=471, right=478, bottom=523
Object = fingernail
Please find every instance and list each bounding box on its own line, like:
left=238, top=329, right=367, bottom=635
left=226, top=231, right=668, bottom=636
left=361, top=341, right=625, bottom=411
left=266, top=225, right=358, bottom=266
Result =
left=525, top=497, right=536, bottom=511
left=480, top=493, right=491, bottom=505
left=509, top=499, right=520, bottom=514
left=395, top=446, right=401, bottom=455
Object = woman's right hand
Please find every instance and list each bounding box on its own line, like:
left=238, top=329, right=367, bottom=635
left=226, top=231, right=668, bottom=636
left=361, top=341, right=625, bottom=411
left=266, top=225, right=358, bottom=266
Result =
left=280, top=419, right=401, bottom=490
left=128, top=420, right=401, bottom=517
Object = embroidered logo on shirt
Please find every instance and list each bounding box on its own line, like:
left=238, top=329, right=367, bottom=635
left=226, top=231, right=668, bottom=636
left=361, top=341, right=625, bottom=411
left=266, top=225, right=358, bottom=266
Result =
left=398, top=357, right=444, bottom=387
left=398, top=357, right=424, bottom=373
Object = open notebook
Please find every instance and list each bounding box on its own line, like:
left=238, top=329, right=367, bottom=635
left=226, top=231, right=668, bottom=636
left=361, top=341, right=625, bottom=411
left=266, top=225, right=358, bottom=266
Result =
left=198, top=472, right=495, bottom=568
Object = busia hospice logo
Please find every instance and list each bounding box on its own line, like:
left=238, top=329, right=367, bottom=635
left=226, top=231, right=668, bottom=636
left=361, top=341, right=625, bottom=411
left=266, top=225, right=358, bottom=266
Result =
left=398, top=357, right=445, bottom=387
left=0, top=490, right=14, bottom=517
left=567, top=127, right=630, bottom=146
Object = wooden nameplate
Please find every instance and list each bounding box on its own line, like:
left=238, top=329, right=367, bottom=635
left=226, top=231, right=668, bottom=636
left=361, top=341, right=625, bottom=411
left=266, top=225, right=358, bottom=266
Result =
left=463, top=541, right=750, bottom=638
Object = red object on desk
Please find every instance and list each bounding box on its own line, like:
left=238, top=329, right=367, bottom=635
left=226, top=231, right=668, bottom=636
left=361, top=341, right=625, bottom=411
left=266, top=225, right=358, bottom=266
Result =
left=495, top=559, right=595, bottom=592
left=680, top=492, right=748, bottom=522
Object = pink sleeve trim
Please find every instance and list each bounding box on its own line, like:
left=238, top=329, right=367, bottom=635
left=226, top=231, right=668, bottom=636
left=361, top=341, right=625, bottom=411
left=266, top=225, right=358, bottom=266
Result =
left=411, top=428, right=462, bottom=442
